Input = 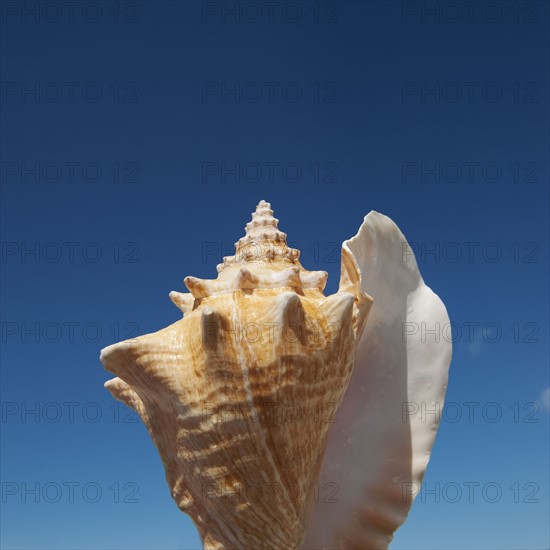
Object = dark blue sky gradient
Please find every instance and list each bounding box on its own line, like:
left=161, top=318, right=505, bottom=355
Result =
left=1, top=1, right=549, bottom=548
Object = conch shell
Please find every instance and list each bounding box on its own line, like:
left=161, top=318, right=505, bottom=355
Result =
left=101, top=200, right=451, bottom=549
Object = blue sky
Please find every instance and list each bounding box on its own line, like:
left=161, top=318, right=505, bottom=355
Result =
left=1, top=1, right=548, bottom=548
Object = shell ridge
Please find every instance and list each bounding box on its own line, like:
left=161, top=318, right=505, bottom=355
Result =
left=235, top=334, right=300, bottom=526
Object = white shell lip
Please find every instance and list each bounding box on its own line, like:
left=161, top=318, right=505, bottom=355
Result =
left=304, top=210, right=452, bottom=549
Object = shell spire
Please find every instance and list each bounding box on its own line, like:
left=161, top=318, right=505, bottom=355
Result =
left=171, top=200, right=354, bottom=307
left=242, top=199, right=284, bottom=245
left=219, top=200, right=300, bottom=270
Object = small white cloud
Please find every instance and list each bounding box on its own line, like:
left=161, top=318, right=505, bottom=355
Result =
left=467, top=338, right=483, bottom=357
left=466, top=327, right=484, bottom=357
left=540, top=387, right=550, bottom=412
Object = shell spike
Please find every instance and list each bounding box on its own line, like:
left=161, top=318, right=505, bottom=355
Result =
left=234, top=267, right=259, bottom=290
left=104, top=377, right=145, bottom=415
left=322, top=292, right=355, bottom=324
left=274, top=291, right=307, bottom=345
left=276, top=291, right=304, bottom=321
left=301, top=270, right=328, bottom=291
left=184, top=276, right=209, bottom=299
left=169, top=291, right=194, bottom=315
left=100, top=341, right=142, bottom=389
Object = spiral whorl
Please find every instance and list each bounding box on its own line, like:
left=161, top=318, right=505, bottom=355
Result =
left=219, top=200, right=300, bottom=268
